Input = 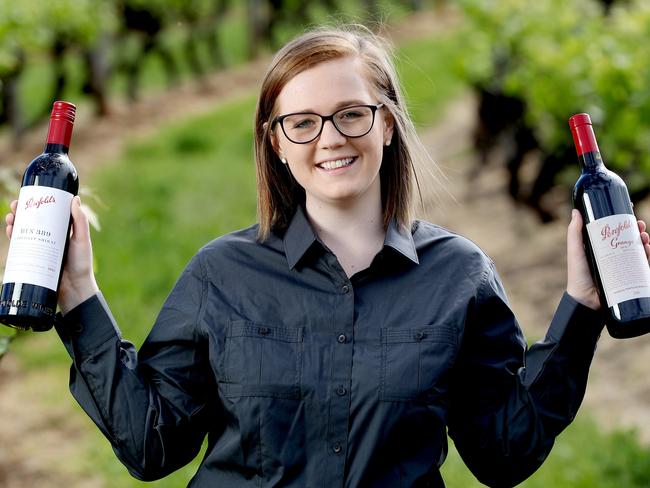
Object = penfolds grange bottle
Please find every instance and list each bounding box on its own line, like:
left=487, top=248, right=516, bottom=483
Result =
left=0, top=101, right=79, bottom=331
left=571, top=113, right=650, bottom=338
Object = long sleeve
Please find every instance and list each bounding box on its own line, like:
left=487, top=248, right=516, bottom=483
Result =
left=447, top=260, right=604, bottom=488
left=55, top=254, right=216, bottom=481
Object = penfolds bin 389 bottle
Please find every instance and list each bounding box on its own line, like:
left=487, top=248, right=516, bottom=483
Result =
left=571, top=113, right=650, bottom=338
left=0, top=101, right=79, bottom=331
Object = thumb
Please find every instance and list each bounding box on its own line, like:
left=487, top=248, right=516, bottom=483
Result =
left=567, top=209, right=584, bottom=254
left=70, top=196, right=91, bottom=242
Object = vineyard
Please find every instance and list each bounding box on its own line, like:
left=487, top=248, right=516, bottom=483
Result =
left=2, top=0, right=650, bottom=487
left=0, top=0, right=429, bottom=143
left=457, top=0, right=650, bottom=225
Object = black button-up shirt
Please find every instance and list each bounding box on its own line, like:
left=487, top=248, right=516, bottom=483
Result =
left=56, top=207, right=603, bottom=487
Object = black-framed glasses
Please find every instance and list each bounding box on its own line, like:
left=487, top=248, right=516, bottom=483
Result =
left=273, top=104, right=384, bottom=144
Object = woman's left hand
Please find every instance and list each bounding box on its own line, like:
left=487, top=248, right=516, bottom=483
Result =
left=566, top=209, right=650, bottom=310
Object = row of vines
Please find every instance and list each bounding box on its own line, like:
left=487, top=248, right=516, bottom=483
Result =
left=0, top=0, right=432, bottom=146
left=456, top=0, right=650, bottom=222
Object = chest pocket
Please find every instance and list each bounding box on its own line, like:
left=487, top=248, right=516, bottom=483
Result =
left=380, top=324, right=458, bottom=402
left=221, top=321, right=304, bottom=399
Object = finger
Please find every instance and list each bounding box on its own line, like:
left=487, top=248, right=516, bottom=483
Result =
left=638, top=220, right=646, bottom=234
left=5, top=202, right=16, bottom=240
left=637, top=220, right=650, bottom=260
left=641, top=237, right=650, bottom=259
left=569, top=208, right=582, bottom=230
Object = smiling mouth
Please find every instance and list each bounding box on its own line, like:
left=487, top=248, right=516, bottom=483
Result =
left=317, top=157, right=356, bottom=170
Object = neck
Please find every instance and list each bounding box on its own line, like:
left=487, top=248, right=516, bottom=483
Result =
left=305, top=187, right=385, bottom=277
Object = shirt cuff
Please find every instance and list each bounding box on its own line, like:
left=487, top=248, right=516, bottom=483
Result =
left=55, top=292, right=121, bottom=357
left=522, top=292, right=604, bottom=389
left=547, top=292, right=604, bottom=350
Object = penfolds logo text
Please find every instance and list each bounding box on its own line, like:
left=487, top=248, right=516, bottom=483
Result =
left=25, top=195, right=56, bottom=210
left=601, top=219, right=634, bottom=249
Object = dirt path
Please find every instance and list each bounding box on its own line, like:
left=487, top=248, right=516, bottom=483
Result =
left=1, top=6, right=650, bottom=487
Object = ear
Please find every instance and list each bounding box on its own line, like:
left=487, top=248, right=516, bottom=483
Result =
left=265, top=121, right=283, bottom=157
left=382, top=109, right=395, bottom=146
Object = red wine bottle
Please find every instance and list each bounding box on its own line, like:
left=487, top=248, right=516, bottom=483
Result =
left=570, top=113, right=650, bottom=338
left=0, top=101, right=79, bottom=331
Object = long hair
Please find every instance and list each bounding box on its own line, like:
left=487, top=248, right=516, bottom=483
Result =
left=254, top=24, right=439, bottom=240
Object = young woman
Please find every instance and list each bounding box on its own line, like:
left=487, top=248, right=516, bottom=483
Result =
left=7, top=25, right=650, bottom=488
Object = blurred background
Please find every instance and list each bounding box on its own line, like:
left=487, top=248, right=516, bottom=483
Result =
left=1, top=0, right=650, bottom=486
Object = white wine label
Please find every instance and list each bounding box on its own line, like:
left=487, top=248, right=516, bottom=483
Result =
left=2, top=186, right=74, bottom=291
left=586, top=213, right=650, bottom=307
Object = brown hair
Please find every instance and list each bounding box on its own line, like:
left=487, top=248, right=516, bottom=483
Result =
left=254, top=24, right=438, bottom=240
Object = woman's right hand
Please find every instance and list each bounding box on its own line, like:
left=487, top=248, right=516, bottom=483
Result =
left=5, top=196, right=99, bottom=315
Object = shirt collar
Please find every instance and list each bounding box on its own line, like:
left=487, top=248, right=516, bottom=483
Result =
left=384, top=218, right=419, bottom=265
left=284, top=206, right=318, bottom=269
left=283, top=207, right=419, bottom=269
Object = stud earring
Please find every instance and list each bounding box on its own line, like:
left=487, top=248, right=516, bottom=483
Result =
left=280, top=157, right=287, bottom=164
left=384, top=139, right=391, bottom=147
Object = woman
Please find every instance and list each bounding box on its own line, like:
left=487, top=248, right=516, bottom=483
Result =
left=7, top=25, right=650, bottom=487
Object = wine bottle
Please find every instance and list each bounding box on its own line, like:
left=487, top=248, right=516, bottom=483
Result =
left=570, top=113, right=650, bottom=338
left=0, top=101, right=79, bottom=332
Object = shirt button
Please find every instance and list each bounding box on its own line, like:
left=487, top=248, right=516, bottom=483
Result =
left=336, top=386, right=347, bottom=396
left=332, top=442, right=343, bottom=454
left=337, top=334, right=347, bottom=343
left=341, top=284, right=350, bottom=294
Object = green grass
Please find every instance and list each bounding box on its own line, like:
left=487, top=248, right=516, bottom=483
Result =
left=442, top=417, right=650, bottom=487
left=7, top=18, right=650, bottom=488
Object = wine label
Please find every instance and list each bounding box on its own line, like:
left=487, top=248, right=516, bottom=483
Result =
left=586, top=213, right=650, bottom=307
left=2, top=186, right=74, bottom=292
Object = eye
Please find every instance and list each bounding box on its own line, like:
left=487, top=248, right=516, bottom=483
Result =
left=336, top=106, right=371, bottom=124
left=294, top=118, right=316, bottom=129
left=339, top=110, right=363, bottom=119
left=284, top=114, right=318, bottom=130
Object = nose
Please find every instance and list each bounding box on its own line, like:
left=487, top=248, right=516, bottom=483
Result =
left=318, top=119, right=346, bottom=148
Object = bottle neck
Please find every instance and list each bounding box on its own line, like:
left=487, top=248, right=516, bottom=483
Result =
left=44, top=142, right=70, bottom=154
left=570, top=113, right=604, bottom=173
left=578, top=150, right=605, bottom=172
left=44, top=108, right=74, bottom=153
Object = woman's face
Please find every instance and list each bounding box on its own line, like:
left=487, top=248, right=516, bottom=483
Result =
left=271, top=56, right=393, bottom=211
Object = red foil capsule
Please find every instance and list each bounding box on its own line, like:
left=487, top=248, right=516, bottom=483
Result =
left=569, top=113, right=600, bottom=157
left=46, top=101, right=76, bottom=147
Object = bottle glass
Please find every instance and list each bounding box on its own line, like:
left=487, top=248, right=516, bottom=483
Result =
left=571, top=113, right=650, bottom=338
left=0, top=101, right=79, bottom=331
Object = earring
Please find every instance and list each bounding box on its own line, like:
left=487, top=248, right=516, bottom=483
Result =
left=280, top=157, right=287, bottom=164
left=384, top=139, right=391, bottom=147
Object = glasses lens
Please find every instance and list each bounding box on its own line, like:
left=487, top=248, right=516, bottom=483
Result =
left=282, top=113, right=322, bottom=143
left=334, top=106, right=375, bottom=137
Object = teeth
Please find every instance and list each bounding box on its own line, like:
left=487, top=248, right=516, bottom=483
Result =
left=319, top=157, right=354, bottom=170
